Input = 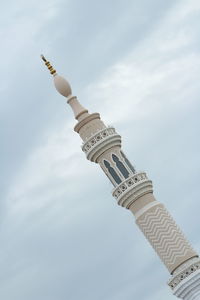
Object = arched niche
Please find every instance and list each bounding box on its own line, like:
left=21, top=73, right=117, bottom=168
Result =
left=112, top=154, right=129, bottom=179
left=104, top=160, right=122, bottom=185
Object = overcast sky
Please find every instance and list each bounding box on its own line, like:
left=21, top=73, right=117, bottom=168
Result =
left=1, top=0, right=200, bottom=299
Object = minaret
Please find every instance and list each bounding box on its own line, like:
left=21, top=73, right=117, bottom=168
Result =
left=41, top=56, right=200, bottom=299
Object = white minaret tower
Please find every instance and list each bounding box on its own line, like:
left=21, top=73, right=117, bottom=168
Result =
left=41, top=56, right=200, bottom=299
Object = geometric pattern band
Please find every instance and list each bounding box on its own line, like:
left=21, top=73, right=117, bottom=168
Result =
left=136, top=204, right=197, bottom=273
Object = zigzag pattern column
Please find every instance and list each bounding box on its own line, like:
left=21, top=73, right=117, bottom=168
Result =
left=136, top=203, right=196, bottom=273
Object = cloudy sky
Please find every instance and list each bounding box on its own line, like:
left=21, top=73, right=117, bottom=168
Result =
left=1, top=0, right=200, bottom=299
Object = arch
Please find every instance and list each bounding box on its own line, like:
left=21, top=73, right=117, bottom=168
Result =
left=112, top=154, right=129, bottom=179
left=120, top=151, right=135, bottom=173
left=104, top=160, right=122, bottom=184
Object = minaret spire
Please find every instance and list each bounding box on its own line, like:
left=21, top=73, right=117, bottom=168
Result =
left=40, top=55, right=88, bottom=120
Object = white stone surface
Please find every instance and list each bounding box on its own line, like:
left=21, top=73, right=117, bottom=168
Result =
left=173, top=270, right=200, bottom=299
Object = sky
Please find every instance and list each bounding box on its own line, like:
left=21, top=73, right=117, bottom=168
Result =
left=0, top=0, right=200, bottom=299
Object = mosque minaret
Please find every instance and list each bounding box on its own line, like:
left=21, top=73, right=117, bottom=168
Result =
left=41, top=56, right=200, bottom=299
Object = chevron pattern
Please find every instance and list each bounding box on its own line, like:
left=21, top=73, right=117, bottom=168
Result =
left=137, top=205, right=196, bottom=272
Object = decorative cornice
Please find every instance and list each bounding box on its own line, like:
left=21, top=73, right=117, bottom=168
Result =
left=173, top=269, right=200, bottom=299
left=112, top=172, right=153, bottom=209
left=74, top=113, right=100, bottom=133
left=168, top=257, right=200, bottom=290
left=82, top=127, right=121, bottom=162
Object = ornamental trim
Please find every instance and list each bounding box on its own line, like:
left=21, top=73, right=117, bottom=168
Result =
left=82, top=127, right=121, bottom=162
left=82, top=127, right=117, bottom=153
left=168, top=258, right=200, bottom=290
left=112, top=172, right=153, bottom=208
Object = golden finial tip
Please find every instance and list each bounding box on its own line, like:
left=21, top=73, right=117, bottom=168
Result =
left=40, top=54, right=56, bottom=75
left=41, top=54, right=47, bottom=62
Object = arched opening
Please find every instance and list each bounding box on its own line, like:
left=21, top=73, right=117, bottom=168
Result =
left=104, top=160, right=122, bottom=184
left=120, top=151, right=135, bottom=173
left=112, top=154, right=129, bottom=179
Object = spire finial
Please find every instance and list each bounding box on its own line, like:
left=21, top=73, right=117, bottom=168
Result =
left=40, top=54, right=56, bottom=75
left=41, top=55, right=89, bottom=120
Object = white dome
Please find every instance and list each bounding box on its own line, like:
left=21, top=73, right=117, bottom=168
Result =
left=53, top=74, right=72, bottom=98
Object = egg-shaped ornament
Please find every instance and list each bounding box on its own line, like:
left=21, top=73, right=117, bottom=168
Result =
left=53, top=74, right=72, bottom=98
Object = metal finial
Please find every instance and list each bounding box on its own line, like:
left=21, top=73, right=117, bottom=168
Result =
left=41, top=54, right=47, bottom=62
left=40, top=54, right=56, bottom=75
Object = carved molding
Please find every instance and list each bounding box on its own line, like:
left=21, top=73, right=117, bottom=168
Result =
left=168, top=257, right=200, bottom=290
left=112, top=172, right=153, bottom=208
left=74, top=113, right=100, bottom=133
left=173, top=269, right=200, bottom=299
left=82, top=127, right=121, bottom=162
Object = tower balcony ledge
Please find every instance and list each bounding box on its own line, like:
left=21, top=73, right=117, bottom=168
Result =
left=172, top=267, right=200, bottom=299
left=112, top=172, right=153, bottom=209
left=82, top=127, right=122, bottom=162
left=168, top=257, right=200, bottom=291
